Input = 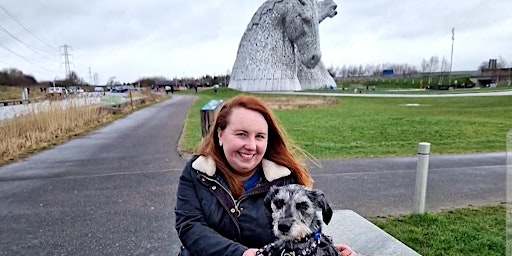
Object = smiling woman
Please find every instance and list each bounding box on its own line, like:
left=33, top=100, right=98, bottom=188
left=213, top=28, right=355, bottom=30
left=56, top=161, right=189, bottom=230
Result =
left=174, top=94, right=354, bottom=256
left=217, top=107, right=268, bottom=179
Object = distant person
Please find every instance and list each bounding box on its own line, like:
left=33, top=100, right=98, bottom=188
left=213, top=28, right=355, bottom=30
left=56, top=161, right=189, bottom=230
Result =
left=175, top=94, right=356, bottom=256
left=194, top=84, right=198, bottom=94
left=164, top=85, right=171, bottom=94
left=213, top=84, right=219, bottom=94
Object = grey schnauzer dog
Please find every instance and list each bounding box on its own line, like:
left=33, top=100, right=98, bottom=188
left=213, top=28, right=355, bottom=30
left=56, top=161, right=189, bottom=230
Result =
left=257, top=184, right=340, bottom=256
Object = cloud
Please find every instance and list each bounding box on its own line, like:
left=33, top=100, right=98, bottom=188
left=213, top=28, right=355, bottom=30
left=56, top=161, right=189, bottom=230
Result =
left=1, top=0, right=511, bottom=83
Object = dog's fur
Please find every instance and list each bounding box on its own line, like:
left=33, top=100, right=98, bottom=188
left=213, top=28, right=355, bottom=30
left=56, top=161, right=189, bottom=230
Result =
left=257, top=184, right=340, bottom=256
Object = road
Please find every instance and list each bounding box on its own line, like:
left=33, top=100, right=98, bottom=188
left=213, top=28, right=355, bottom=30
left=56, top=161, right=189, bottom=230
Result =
left=307, top=152, right=506, bottom=217
left=0, top=96, right=192, bottom=255
left=0, top=95, right=507, bottom=255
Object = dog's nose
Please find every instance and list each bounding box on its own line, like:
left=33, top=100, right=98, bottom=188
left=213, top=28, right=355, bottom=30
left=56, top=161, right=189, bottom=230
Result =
left=278, top=220, right=291, bottom=233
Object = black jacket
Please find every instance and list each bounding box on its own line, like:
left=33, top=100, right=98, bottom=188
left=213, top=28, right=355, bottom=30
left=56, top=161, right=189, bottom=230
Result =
left=175, top=155, right=297, bottom=256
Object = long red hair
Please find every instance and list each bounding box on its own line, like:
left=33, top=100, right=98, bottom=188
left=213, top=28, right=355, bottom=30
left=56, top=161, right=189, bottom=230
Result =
left=195, top=94, right=313, bottom=197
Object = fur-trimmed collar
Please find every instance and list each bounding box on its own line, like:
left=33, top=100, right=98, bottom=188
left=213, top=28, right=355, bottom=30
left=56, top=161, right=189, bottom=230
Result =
left=191, top=155, right=291, bottom=182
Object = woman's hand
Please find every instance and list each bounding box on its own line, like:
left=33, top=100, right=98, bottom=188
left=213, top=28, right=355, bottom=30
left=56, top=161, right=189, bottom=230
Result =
left=242, top=248, right=258, bottom=256
left=335, top=244, right=357, bottom=256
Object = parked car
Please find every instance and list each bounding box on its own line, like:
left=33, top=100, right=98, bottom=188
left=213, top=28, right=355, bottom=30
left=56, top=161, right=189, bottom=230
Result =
left=47, top=86, right=68, bottom=95
left=94, top=86, right=105, bottom=92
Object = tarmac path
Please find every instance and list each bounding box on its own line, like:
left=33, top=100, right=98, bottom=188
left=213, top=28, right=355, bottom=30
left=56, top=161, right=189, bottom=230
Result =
left=0, top=94, right=507, bottom=255
left=0, top=95, right=192, bottom=255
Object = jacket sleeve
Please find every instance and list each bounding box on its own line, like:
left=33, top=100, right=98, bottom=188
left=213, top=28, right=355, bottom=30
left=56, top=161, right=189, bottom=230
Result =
left=175, top=159, right=247, bottom=256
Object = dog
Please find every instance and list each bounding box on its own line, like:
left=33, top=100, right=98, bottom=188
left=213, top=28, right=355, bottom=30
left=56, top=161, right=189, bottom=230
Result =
left=257, top=184, right=340, bottom=256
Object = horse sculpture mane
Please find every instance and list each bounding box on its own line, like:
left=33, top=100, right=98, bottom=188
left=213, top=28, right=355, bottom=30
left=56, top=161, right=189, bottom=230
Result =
left=230, top=0, right=338, bottom=92
left=247, top=0, right=284, bottom=30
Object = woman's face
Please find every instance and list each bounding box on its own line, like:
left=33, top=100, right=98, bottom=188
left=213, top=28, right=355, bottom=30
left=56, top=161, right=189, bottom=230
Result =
left=218, top=107, right=268, bottom=175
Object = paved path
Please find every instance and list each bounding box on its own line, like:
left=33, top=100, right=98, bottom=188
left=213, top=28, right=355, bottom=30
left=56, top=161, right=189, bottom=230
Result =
left=308, top=152, right=506, bottom=217
left=0, top=96, right=193, bottom=255
left=0, top=94, right=507, bottom=255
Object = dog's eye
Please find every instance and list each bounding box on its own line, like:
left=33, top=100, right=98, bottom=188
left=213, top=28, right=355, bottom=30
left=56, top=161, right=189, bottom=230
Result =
left=296, top=202, right=309, bottom=211
left=274, top=199, right=285, bottom=209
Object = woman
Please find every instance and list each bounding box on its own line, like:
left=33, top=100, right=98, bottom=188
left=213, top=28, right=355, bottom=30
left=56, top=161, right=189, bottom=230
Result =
left=175, top=95, right=355, bottom=256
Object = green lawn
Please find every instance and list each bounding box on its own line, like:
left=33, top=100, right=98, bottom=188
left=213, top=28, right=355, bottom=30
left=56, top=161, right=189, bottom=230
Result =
left=371, top=204, right=506, bottom=256
left=179, top=88, right=512, bottom=158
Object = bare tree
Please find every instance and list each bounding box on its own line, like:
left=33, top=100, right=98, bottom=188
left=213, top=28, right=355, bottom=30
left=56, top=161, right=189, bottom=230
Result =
left=427, top=56, right=439, bottom=84
left=421, top=59, right=429, bottom=74
left=497, top=56, right=508, bottom=68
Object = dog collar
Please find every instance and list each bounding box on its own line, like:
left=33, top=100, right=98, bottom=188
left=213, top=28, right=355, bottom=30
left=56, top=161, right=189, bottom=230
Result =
left=295, top=230, right=321, bottom=243
left=255, top=231, right=321, bottom=256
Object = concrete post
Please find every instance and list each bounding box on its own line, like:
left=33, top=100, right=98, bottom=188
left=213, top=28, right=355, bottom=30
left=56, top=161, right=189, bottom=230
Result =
left=413, top=142, right=431, bottom=214
left=21, top=88, right=28, bottom=101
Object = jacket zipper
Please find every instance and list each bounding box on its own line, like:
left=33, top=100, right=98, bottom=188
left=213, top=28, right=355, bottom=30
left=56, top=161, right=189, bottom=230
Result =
left=199, top=174, right=244, bottom=238
left=235, top=183, right=271, bottom=211
left=199, top=174, right=241, bottom=215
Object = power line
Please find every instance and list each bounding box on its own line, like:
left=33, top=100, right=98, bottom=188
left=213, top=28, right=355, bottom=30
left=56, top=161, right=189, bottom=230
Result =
left=0, top=41, right=54, bottom=72
left=0, top=24, right=58, bottom=63
left=0, top=3, right=58, bottom=52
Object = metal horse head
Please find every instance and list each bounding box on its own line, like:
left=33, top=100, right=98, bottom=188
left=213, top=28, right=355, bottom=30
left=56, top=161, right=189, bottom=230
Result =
left=284, top=0, right=321, bottom=69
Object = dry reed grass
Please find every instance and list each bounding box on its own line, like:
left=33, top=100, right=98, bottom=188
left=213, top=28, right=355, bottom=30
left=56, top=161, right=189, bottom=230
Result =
left=0, top=102, right=112, bottom=163
left=262, top=96, right=338, bottom=109
left=0, top=90, right=164, bottom=164
left=0, top=85, right=46, bottom=100
left=0, top=86, right=22, bottom=100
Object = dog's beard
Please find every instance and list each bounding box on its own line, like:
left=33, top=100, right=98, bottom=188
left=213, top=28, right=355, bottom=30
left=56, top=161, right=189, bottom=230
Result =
left=274, top=222, right=311, bottom=241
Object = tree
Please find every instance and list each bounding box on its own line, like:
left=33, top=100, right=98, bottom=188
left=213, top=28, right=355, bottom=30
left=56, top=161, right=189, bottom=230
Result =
left=61, top=71, right=81, bottom=87
left=428, top=56, right=439, bottom=84
left=0, top=68, right=37, bottom=86
left=497, top=56, right=508, bottom=68
left=420, top=59, right=429, bottom=74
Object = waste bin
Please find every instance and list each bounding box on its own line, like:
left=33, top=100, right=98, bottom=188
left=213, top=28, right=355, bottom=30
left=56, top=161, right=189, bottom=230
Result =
left=200, top=99, right=224, bottom=137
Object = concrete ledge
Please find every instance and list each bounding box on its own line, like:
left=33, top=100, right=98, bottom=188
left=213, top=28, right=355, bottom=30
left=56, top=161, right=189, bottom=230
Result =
left=323, top=210, right=421, bottom=256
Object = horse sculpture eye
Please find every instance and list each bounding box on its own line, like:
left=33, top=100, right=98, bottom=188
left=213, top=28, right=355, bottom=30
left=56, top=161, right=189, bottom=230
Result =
left=301, top=17, right=311, bottom=26
left=297, top=0, right=307, bottom=5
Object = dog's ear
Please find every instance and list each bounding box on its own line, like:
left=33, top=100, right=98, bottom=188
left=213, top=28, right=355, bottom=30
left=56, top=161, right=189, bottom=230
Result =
left=264, top=185, right=280, bottom=212
left=308, top=189, right=334, bottom=225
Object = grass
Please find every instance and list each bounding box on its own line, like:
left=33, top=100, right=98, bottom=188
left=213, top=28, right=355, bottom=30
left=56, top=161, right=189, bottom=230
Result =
left=0, top=85, right=46, bottom=100
left=0, top=90, right=166, bottom=165
left=337, top=76, right=479, bottom=88
left=178, top=88, right=512, bottom=158
left=309, top=85, right=512, bottom=95
left=370, top=204, right=506, bottom=256
left=0, top=85, right=20, bottom=100
left=0, top=101, right=112, bottom=162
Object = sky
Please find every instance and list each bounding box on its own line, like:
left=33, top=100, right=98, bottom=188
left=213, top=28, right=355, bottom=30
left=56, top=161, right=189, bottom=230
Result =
left=0, top=0, right=511, bottom=84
